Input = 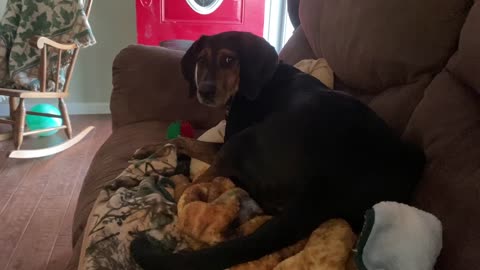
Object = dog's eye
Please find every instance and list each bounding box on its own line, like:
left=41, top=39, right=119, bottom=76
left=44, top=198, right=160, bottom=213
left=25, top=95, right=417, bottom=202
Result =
left=224, top=56, right=234, bottom=65
left=197, top=57, right=206, bottom=64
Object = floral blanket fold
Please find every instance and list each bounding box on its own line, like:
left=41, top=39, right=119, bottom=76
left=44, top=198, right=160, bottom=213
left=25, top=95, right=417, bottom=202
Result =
left=0, top=0, right=95, bottom=100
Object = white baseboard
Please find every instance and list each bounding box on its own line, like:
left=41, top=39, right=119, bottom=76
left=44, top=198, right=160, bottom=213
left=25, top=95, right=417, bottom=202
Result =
left=0, top=102, right=110, bottom=116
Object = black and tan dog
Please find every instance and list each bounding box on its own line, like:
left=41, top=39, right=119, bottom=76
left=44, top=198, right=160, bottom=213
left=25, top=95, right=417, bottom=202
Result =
left=130, top=31, right=426, bottom=270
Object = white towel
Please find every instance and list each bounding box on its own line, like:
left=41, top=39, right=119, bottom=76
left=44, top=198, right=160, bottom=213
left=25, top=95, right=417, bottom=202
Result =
left=355, top=201, right=443, bottom=270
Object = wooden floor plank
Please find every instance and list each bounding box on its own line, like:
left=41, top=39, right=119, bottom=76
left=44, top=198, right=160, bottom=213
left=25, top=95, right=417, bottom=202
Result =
left=0, top=159, right=35, bottom=215
left=57, top=115, right=112, bottom=237
left=3, top=115, right=96, bottom=270
left=5, top=206, right=65, bottom=270
left=0, top=115, right=111, bottom=270
left=0, top=163, right=50, bottom=270
left=45, top=115, right=112, bottom=270
left=45, top=235, right=72, bottom=270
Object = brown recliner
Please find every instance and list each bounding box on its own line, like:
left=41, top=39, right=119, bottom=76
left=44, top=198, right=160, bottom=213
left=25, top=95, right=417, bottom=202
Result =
left=68, top=0, right=480, bottom=269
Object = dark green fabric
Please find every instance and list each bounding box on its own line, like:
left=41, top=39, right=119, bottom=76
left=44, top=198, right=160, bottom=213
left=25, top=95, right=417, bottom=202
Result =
left=355, top=208, right=375, bottom=270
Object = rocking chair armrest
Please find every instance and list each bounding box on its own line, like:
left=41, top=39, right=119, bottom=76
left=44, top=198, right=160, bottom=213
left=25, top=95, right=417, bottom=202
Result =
left=110, top=45, right=224, bottom=130
left=29, top=35, right=78, bottom=50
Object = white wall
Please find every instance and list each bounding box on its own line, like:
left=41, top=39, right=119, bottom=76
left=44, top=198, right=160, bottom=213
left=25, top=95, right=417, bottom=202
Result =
left=0, top=0, right=136, bottom=115
left=68, top=0, right=136, bottom=108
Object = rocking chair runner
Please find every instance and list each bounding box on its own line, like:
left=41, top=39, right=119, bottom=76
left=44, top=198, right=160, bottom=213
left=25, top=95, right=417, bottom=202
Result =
left=0, top=0, right=95, bottom=159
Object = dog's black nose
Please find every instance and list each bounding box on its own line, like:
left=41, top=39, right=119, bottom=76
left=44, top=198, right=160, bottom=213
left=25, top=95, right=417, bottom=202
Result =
left=198, top=83, right=216, bottom=101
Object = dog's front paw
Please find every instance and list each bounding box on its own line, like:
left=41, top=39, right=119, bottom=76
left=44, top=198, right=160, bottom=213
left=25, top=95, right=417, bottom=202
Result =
left=132, top=138, right=186, bottom=160
left=132, top=144, right=162, bottom=160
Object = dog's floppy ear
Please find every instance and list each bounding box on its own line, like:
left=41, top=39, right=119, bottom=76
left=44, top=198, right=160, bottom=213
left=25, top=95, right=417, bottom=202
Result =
left=181, top=35, right=207, bottom=97
left=237, top=33, right=278, bottom=100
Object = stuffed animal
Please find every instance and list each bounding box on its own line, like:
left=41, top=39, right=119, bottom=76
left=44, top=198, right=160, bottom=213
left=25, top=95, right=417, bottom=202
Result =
left=176, top=175, right=357, bottom=270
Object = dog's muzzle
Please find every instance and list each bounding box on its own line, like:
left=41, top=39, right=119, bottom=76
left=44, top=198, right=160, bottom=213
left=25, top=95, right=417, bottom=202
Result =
left=198, top=82, right=216, bottom=104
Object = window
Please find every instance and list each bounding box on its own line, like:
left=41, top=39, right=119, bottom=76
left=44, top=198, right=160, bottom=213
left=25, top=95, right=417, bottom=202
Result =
left=186, top=0, right=224, bottom=15
left=263, top=0, right=293, bottom=51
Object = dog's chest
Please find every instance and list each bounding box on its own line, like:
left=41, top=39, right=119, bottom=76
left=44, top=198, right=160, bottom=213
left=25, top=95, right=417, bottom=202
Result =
left=224, top=100, right=266, bottom=141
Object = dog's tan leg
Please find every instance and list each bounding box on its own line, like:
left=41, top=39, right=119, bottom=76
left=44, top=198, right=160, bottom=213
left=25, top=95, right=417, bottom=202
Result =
left=132, top=137, right=222, bottom=164
left=132, top=143, right=166, bottom=159
left=192, top=144, right=239, bottom=184
left=193, top=165, right=220, bottom=183
left=176, top=137, right=222, bottom=164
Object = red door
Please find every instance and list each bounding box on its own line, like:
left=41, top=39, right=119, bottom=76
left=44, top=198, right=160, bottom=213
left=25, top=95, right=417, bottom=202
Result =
left=136, top=0, right=265, bottom=45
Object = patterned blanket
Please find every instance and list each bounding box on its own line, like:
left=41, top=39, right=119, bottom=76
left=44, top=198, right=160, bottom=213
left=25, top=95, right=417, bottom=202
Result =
left=77, top=141, right=358, bottom=270
left=0, top=0, right=95, bottom=100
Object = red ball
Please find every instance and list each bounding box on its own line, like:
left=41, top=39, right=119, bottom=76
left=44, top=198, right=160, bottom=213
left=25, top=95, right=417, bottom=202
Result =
left=180, top=121, right=194, bottom=138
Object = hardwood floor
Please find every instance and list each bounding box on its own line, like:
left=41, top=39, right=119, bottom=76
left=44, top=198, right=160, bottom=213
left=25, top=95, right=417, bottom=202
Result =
left=0, top=114, right=112, bottom=270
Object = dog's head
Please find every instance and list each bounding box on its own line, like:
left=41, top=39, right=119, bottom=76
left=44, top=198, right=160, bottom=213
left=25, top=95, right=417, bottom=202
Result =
left=181, top=31, right=278, bottom=107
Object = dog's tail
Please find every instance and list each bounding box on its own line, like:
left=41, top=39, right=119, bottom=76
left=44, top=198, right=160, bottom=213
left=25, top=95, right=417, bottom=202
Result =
left=131, top=196, right=329, bottom=270
left=399, top=140, right=427, bottom=201
left=404, top=141, right=426, bottom=176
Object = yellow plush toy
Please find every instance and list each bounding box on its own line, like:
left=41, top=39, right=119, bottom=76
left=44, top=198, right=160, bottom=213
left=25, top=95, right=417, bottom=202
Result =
left=176, top=175, right=358, bottom=270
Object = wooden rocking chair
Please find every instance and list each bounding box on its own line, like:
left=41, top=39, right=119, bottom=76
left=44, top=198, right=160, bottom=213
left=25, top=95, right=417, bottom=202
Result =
left=0, top=0, right=95, bottom=159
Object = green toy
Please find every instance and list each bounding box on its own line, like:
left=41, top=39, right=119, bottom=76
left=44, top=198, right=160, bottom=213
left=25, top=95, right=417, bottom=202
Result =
left=166, top=120, right=194, bottom=139
left=26, top=104, right=63, bottom=137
